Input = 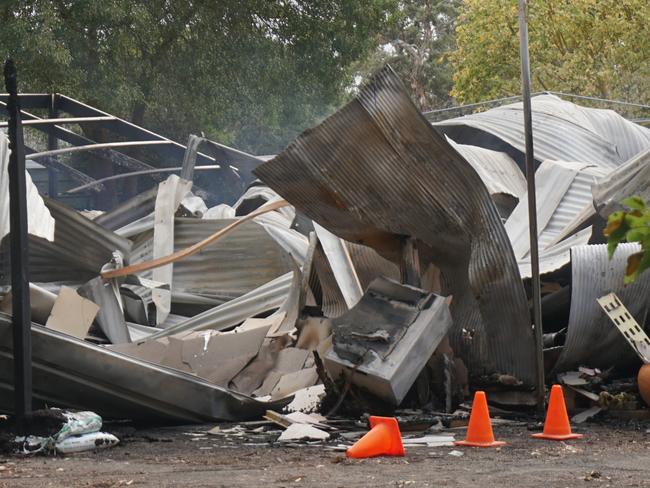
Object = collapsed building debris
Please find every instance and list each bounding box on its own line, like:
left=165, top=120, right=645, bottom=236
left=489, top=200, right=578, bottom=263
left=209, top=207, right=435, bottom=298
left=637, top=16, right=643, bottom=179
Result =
left=324, top=277, right=452, bottom=405
left=254, top=66, right=537, bottom=396
left=553, top=244, right=650, bottom=372
left=1, top=65, right=650, bottom=428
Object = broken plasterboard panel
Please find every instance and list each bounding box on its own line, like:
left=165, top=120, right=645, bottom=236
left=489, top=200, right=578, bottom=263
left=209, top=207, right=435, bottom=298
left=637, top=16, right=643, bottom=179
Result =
left=557, top=371, right=589, bottom=386
left=237, top=313, right=285, bottom=335
left=597, top=292, right=650, bottom=363
left=162, top=336, right=193, bottom=372
left=229, top=336, right=293, bottom=395
left=278, top=423, right=330, bottom=442
left=271, top=367, right=319, bottom=400
left=181, top=318, right=273, bottom=386
left=0, top=133, right=55, bottom=242
left=45, top=286, right=100, bottom=340
left=285, top=411, right=328, bottom=425
left=250, top=347, right=310, bottom=397
left=110, top=318, right=272, bottom=386
left=402, top=435, right=455, bottom=447
left=285, top=384, right=326, bottom=413
left=295, top=316, right=332, bottom=350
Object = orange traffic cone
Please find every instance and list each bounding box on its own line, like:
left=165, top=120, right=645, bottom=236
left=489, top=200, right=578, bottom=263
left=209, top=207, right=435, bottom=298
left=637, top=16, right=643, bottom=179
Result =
left=532, top=385, right=583, bottom=441
left=455, top=391, right=505, bottom=447
left=346, top=416, right=405, bottom=458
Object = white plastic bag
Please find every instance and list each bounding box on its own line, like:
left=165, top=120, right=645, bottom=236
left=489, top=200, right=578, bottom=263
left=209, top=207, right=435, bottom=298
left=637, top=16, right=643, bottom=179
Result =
left=55, top=432, right=119, bottom=454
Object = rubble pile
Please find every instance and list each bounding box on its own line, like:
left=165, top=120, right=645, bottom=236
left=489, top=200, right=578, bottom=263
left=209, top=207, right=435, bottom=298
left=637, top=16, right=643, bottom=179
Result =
left=1, top=66, right=650, bottom=425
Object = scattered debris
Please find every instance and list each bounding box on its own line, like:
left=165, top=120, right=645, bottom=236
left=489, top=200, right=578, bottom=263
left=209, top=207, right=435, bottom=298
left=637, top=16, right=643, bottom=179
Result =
left=1, top=65, right=650, bottom=434
left=324, top=277, right=453, bottom=405
left=278, top=423, right=330, bottom=442
left=572, top=406, right=603, bottom=424
left=12, top=409, right=118, bottom=455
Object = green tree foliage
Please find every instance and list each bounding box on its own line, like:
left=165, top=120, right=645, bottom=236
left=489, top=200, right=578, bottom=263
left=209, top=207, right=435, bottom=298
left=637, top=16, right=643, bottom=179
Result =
left=604, top=197, right=650, bottom=284
left=353, top=0, right=459, bottom=111
left=0, top=1, right=393, bottom=154
left=450, top=0, right=650, bottom=104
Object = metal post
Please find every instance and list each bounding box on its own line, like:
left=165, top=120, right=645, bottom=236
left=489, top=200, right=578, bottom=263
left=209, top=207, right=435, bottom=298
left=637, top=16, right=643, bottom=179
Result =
left=518, top=0, right=545, bottom=412
left=4, top=59, right=33, bottom=431
left=47, top=93, right=58, bottom=198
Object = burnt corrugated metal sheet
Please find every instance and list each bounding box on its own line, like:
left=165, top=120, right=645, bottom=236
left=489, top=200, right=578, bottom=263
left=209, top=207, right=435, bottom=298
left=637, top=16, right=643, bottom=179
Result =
left=0, top=312, right=286, bottom=422
left=311, top=241, right=349, bottom=318
left=568, top=105, right=650, bottom=163
left=518, top=226, right=592, bottom=279
left=593, top=147, right=650, bottom=216
left=552, top=243, right=650, bottom=372
left=144, top=271, right=294, bottom=340
left=129, top=217, right=294, bottom=301
left=94, top=187, right=158, bottom=232
left=346, top=241, right=400, bottom=290
left=434, top=95, right=650, bottom=171
left=253, top=66, right=536, bottom=386
left=535, top=163, right=605, bottom=251
left=252, top=212, right=309, bottom=265
left=1, top=197, right=132, bottom=286
left=448, top=139, right=526, bottom=200
left=314, top=240, right=401, bottom=318
left=505, top=160, right=606, bottom=276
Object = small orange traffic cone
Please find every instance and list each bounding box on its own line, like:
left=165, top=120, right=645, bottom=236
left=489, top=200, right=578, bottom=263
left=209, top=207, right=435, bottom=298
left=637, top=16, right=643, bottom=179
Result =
left=532, top=385, right=583, bottom=441
left=346, top=416, right=405, bottom=458
left=454, top=391, right=505, bottom=447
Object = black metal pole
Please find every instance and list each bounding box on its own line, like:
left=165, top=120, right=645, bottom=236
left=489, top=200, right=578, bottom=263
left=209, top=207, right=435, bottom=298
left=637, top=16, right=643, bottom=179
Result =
left=4, top=59, right=33, bottom=431
left=47, top=93, right=58, bottom=198
left=518, top=0, right=545, bottom=412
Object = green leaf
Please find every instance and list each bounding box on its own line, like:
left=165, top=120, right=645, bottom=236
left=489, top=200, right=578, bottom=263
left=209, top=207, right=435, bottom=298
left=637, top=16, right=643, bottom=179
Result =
left=626, top=227, right=650, bottom=243
left=639, top=249, right=650, bottom=277
left=603, top=211, right=625, bottom=237
left=622, top=196, right=646, bottom=211
left=608, top=239, right=621, bottom=260
left=625, top=251, right=650, bottom=284
left=605, top=213, right=631, bottom=259
left=624, top=252, right=644, bottom=284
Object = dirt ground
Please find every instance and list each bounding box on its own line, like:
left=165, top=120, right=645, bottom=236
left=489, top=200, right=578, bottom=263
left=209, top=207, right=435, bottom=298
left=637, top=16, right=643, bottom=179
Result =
left=1, top=422, right=650, bottom=487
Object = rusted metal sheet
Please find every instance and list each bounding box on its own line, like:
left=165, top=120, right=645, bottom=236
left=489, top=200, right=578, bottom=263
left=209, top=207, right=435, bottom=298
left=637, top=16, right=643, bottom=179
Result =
left=254, top=66, right=536, bottom=386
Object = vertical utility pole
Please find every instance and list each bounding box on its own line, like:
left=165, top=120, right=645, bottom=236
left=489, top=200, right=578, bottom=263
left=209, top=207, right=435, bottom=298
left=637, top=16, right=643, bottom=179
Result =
left=4, top=59, right=33, bottom=431
left=518, top=1, right=545, bottom=413
left=47, top=93, right=58, bottom=198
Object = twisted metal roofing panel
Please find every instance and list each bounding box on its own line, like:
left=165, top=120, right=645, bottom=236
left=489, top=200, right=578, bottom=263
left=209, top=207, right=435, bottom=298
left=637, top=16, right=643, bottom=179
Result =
left=254, top=66, right=536, bottom=386
left=434, top=95, right=650, bottom=171
left=593, top=147, right=650, bottom=216
left=448, top=139, right=526, bottom=199
left=129, top=217, right=294, bottom=300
